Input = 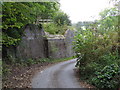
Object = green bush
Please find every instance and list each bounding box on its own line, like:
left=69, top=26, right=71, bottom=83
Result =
left=2, top=62, right=11, bottom=77
left=25, top=59, right=35, bottom=66
left=40, top=58, right=50, bottom=63
left=74, top=30, right=112, bottom=63
left=73, top=29, right=120, bottom=88
left=79, top=53, right=120, bottom=88
left=97, top=52, right=120, bottom=67
left=92, top=64, right=120, bottom=89
left=78, top=63, right=101, bottom=81
left=43, top=23, right=68, bottom=35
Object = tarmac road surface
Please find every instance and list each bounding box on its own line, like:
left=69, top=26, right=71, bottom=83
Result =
left=32, top=59, right=82, bottom=88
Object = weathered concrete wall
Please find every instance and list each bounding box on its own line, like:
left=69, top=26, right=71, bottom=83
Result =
left=16, top=24, right=48, bottom=60
left=48, top=39, right=67, bottom=58
left=65, top=29, right=75, bottom=57
left=46, top=30, right=75, bottom=59
left=6, top=24, right=75, bottom=60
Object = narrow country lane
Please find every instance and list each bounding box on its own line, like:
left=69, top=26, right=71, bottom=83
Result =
left=32, top=59, right=82, bottom=88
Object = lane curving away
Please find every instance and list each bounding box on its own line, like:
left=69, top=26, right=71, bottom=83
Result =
left=32, top=59, right=82, bottom=88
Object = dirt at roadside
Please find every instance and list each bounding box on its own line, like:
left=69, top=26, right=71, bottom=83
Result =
left=2, top=62, right=56, bottom=88
left=3, top=61, right=96, bottom=88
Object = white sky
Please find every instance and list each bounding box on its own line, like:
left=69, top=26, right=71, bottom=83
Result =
left=60, top=0, right=114, bottom=23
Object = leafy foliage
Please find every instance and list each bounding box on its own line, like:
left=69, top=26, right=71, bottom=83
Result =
left=92, top=64, right=120, bottom=89
left=2, top=2, right=59, bottom=47
left=53, top=11, right=71, bottom=26
left=43, top=23, right=68, bottom=35
left=98, top=8, right=118, bottom=34
left=43, top=11, right=71, bottom=35
left=74, top=6, right=120, bottom=89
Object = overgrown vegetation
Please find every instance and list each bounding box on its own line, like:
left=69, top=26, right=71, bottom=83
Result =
left=43, top=23, right=68, bottom=35
left=43, top=11, right=71, bottom=35
left=2, top=2, right=72, bottom=88
left=2, top=2, right=60, bottom=65
left=74, top=2, right=120, bottom=89
left=2, top=2, right=59, bottom=47
left=2, top=2, right=71, bottom=61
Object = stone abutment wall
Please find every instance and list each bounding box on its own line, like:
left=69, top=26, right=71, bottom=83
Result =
left=6, top=24, right=75, bottom=60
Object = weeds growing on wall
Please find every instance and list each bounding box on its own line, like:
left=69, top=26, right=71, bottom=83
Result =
left=43, top=23, right=68, bottom=35
left=42, top=11, right=71, bottom=35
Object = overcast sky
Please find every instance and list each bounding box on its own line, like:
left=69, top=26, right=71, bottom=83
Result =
left=60, top=0, right=114, bottom=23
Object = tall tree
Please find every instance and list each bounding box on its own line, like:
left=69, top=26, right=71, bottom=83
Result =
left=53, top=11, right=71, bottom=26
left=2, top=2, right=59, bottom=47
